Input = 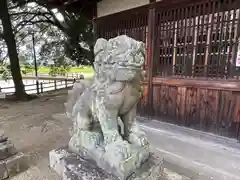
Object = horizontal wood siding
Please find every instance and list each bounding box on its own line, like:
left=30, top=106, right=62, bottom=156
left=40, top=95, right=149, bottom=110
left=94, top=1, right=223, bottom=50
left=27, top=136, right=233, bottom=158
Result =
left=137, top=80, right=240, bottom=139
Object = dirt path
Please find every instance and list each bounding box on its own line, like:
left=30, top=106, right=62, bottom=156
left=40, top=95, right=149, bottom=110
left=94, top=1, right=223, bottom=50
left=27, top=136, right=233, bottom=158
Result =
left=0, top=89, right=71, bottom=180
left=0, top=89, right=189, bottom=180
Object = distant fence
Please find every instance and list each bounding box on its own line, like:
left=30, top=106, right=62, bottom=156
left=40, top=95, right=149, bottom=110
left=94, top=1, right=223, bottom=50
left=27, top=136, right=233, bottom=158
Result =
left=0, top=79, right=76, bottom=96
left=25, top=72, right=85, bottom=79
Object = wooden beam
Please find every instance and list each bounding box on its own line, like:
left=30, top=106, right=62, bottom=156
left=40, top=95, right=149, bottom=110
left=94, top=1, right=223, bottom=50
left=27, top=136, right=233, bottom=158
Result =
left=204, top=13, right=213, bottom=76
left=153, top=76, right=240, bottom=91
left=146, top=6, right=156, bottom=117
left=172, top=22, right=177, bottom=74
left=231, top=9, right=240, bottom=78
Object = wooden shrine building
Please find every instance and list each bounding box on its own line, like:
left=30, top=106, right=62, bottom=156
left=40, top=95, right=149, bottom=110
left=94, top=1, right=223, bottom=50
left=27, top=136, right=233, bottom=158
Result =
left=59, top=0, right=240, bottom=139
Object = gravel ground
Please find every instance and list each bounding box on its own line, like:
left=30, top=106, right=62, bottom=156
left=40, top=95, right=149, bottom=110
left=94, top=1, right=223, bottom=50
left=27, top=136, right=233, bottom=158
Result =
left=0, top=89, right=71, bottom=180
left=0, top=89, right=188, bottom=180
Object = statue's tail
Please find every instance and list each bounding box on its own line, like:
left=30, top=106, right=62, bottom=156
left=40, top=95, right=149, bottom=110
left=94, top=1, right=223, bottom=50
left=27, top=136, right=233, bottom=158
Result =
left=64, top=80, right=91, bottom=118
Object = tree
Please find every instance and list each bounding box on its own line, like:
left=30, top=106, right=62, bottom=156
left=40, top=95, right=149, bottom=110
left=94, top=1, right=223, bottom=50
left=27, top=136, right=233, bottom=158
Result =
left=12, top=0, right=95, bottom=66
left=0, top=0, right=28, bottom=100
left=0, top=0, right=95, bottom=100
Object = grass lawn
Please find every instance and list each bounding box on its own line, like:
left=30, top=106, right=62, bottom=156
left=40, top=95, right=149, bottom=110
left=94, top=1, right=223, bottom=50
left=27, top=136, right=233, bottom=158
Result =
left=37, top=66, right=94, bottom=74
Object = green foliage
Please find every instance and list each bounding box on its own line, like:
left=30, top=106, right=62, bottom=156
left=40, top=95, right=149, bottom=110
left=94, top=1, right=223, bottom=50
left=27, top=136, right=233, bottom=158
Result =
left=0, top=63, right=11, bottom=80
left=58, top=66, right=67, bottom=76
left=65, top=66, right=71, bottom=72
left=21, top=64, right=34, bottom=74
left=49, top=66, right=58, bottom=77
left=48, top=66, right=70, bottom=77
left=0, top=62, right=32, bottom=80
left=38, top=66, right=93, bottom=74
left=63, top=16, right=94, bottom=66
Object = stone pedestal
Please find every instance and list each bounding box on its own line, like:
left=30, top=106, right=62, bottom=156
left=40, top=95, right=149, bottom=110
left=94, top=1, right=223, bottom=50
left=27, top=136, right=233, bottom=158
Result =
left=0, top=92, right=6, bottom=99
left=49, top=148, right=164, bottom=180
left=0, top=132, right=28, bottom=180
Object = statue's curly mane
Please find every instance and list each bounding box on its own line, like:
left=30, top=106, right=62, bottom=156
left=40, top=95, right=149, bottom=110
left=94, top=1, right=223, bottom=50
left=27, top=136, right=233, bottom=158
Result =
left=93, top=35, right=146, bottom=85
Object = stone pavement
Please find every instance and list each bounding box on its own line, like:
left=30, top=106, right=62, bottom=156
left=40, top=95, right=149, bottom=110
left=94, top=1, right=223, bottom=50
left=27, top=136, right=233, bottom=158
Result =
left=52, top=113, right=240, bottom=180
left=139, top=118, right=240, bottom=180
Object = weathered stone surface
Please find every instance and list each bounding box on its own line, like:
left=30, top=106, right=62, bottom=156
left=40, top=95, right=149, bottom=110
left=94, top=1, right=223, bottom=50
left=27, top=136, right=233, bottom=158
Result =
left=0, top=152, right=28, bottom=180
left=49, top=147, right=69, bottom=176
left=0, top=138, right=8, bottom=144
left=0, top=132, right=29, bottom=179
left=0, top=131, right=8, bottom=144
left=0, top=161, right=8, bottom=180
left=49, top=36, right=164, bottom=180
left=5, top=152, right=29, bottom=178
left=0, top=92, right=6, bottom=100
left=0, top=141, right=17, bottom=160
left=64, top=35, right=149, bottom=179
left=68, top=131, right=150, bottom=180
left=49, top=148, right=163, bottom=180
left=127, top=155, right=163, bottom=180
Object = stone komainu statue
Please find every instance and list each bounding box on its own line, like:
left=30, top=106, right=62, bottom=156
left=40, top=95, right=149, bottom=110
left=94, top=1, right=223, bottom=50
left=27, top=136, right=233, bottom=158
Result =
left=64, top=35, right=149, bottom=180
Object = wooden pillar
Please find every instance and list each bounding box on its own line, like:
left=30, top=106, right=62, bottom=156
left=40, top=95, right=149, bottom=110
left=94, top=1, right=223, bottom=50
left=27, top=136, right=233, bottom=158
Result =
left=231, top=9, right=240, bottom=77
left=146, top=2, right=156, bottom=117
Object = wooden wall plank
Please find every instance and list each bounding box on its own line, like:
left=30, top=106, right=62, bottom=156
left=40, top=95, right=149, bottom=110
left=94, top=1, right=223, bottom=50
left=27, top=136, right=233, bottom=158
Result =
left=185, top=87, right=197, bottom=127
left=138, top=81, right=240, bottom=139
left=167, top=86, right=178, bottom=118
left=205, top=89, right=219, bottom=133
left=159, top=85, right=169, bottom=116
left=153, top=85, right=161, bottom=117
left=176, top=87, right=186, bottom=124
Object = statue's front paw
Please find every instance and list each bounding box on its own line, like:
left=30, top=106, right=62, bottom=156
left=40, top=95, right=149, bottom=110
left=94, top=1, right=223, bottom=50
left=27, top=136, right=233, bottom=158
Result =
left=104, top=130, right=123, bottom=145
left=105, top=140, right=132, bottom=161
left=87, top=132, right=103, bottom=148
left=129, top=132, right=149, bottom=148
left=115, top=144, right=131, bottom=160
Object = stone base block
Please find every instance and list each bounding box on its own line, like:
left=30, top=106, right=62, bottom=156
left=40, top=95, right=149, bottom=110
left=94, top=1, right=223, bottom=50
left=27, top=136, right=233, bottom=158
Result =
left=49, top=148, right=164, bottom=180
left=0, top=141, right=17, bottom=160
left=0, top=152, right=29, bottom=180
left=0, top=92, right=6, bottom=99
left=0, top=161, right=8, bottom=180
left=0, top=133, right=8, bottom=143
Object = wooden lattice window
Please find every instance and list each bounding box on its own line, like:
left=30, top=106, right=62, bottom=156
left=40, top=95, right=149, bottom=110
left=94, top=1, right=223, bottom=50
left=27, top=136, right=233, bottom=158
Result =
left=95, top=7, right=148, bottom=43
left=154, top=0, right=240, bottom=79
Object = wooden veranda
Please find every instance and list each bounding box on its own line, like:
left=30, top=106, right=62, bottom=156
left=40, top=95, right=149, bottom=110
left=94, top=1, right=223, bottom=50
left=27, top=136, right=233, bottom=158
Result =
left=94, top=0, right=240, bottom=139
